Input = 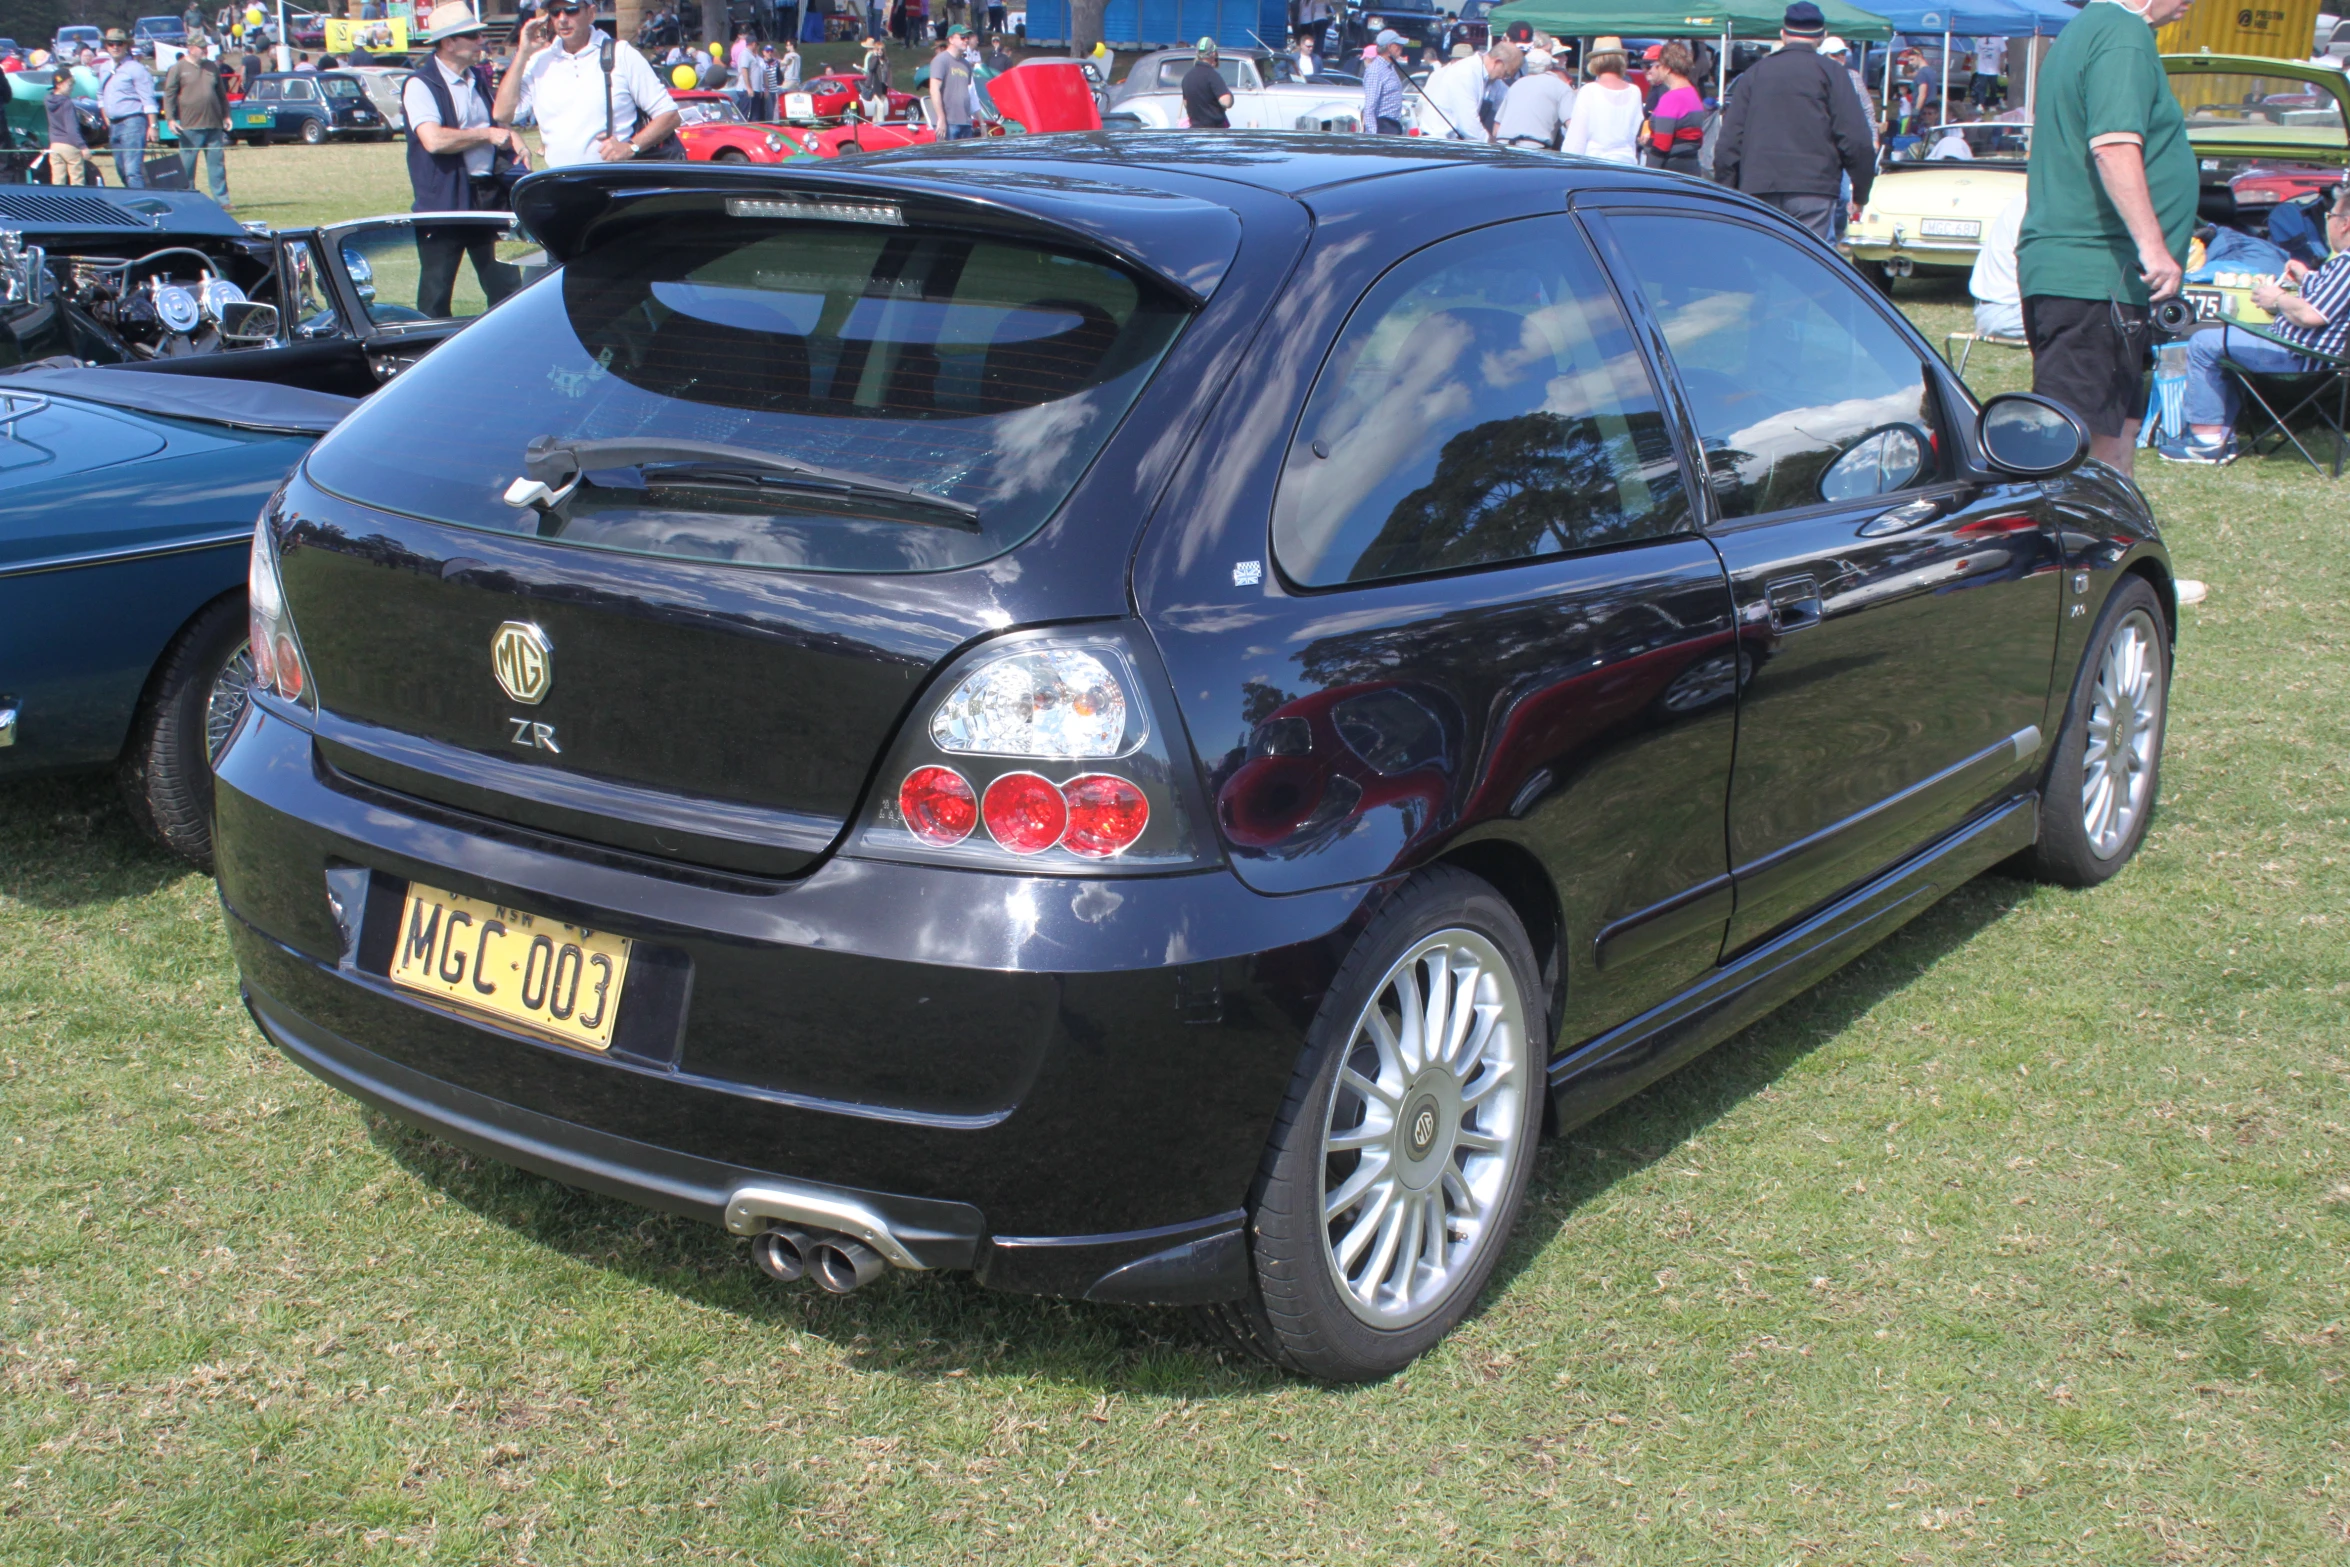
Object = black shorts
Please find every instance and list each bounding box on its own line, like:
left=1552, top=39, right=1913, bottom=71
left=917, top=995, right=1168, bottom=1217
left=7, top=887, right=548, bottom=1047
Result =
left=2023, top=294, right=2150, bottom=439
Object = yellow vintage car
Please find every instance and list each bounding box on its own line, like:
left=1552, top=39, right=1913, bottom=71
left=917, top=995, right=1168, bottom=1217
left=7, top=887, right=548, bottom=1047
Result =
left=1842, top=122, right=2030, bottom=293
left=2165, top=53, right=2349, bottom=329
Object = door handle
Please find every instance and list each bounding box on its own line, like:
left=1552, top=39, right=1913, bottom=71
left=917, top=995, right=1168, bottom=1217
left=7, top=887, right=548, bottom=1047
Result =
left=1764, top=574, right=1823, bottom=633
left=1858, top=497, right=1946, bottom=537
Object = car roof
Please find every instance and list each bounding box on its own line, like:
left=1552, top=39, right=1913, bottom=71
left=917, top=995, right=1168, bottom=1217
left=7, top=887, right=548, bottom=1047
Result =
left=853, top=131, right=1674, bottom=199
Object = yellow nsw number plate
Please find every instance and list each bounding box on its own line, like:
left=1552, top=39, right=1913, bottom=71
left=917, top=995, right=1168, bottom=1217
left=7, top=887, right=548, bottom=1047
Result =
left=390, top=883, right=632, bottom=1050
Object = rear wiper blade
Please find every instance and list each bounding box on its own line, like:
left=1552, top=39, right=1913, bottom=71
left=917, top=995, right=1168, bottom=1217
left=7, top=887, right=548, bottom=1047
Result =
left=504, top=435, right=981, bottom=527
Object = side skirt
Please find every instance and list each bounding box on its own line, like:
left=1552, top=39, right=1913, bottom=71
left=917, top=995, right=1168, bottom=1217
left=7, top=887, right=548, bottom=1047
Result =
left=1547, top=793, right=2039, bottom=1133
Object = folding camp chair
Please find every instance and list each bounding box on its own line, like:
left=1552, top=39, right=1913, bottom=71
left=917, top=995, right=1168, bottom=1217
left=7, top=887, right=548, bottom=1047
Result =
left=2219, top=321, right=2350, bottom=479
left=1942, top=329, right=2028, bottom=378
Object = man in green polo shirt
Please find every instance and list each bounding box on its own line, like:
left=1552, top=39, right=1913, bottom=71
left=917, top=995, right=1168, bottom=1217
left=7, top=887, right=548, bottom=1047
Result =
left=2017, top=0, right=2197, bottom=475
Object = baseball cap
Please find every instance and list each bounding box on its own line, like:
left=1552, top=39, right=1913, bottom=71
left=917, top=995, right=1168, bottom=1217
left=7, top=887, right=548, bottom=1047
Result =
left=947, top=22, right=971, bottom=35
left=1194, top=34, right=1217, bottom=51
left=1375, top=27, right=1404, bottom=45
left=1523, top=46, right=1552, bottom=70
left=1783, top=2, right=1827, bottom=37
left=1819, top=34, right=1848, bottom=54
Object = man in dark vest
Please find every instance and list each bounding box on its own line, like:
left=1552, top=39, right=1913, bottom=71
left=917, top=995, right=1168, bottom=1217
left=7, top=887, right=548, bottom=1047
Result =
left=402, top=1, right=532, bottom=318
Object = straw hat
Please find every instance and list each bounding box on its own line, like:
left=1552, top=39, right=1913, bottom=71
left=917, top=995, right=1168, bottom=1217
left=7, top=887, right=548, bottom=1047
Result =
left=422, top=2, right=485, bottom=38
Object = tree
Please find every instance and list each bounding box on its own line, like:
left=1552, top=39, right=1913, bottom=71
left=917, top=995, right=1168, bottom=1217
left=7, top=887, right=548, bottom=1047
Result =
left=1068, top=0, right=1103, bottom=57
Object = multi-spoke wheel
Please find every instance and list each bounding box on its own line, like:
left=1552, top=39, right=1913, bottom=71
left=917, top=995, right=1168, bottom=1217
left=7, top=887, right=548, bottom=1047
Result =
left=1320, top=930, right=1527, bottom=1328
left=1205, top=867, right=1544, bottom=1380
left=2018, top=575, right=2170, bottom=887
left=121, top=593, right=253, bottom=873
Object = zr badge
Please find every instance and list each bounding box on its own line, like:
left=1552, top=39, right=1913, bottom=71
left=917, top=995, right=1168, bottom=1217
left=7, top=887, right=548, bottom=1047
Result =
left=510, top=717, right=561, bottom=753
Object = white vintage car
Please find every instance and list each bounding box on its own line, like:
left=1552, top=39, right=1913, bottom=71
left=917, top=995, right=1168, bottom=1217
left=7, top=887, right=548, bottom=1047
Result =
left=1102, top=48, right=1410, bottom=133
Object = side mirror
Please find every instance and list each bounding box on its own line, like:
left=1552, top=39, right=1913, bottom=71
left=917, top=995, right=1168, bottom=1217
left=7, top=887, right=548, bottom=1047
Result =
left=1978, top=392, right=2089, bottom=477
left=215, top=299, right=280, bottom=344
left=1818, top=421, right=1928, bottom=503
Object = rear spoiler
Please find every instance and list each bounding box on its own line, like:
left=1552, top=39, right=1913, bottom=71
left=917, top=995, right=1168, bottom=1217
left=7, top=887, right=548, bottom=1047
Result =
left=510, top=160, right=1242, bottom=305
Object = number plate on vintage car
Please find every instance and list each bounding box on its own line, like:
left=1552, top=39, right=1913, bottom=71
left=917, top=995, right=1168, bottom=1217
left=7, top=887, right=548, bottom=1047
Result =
left=390, top=883, right=631, bottom=1050
left=1919, top=218, right=1982, bottom=239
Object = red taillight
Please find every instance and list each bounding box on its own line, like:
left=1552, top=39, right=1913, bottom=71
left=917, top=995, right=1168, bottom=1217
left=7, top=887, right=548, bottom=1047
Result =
left=272, top=634, right=305, bottom=700
left=899, top=765, right=977, bottom=845
left=1060, top=773, right=1149, bottom=858
left=981, top=771, right=1067, bottom=855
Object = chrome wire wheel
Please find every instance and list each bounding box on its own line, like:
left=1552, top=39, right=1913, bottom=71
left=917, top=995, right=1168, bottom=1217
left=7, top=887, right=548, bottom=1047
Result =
left=1319, top=929, right=1529, bottom=1329
left=2081, top=608, right=2160, bottom=859
left=204, top=641, right=255, bottom=767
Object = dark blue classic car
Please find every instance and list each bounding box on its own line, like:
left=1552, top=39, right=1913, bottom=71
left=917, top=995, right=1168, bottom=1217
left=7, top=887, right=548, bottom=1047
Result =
left=0, top=188, right=529, bottom=866
left=231, top=71, right=392, bottom=146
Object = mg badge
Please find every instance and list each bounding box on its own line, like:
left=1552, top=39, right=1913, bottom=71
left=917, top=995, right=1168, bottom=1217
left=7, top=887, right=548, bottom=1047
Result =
left=492, top=621, right=553, bottom=705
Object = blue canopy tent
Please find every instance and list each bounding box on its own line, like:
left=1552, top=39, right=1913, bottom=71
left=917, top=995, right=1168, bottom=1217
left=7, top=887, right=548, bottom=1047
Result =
left=1865, top=0, right=2044, bottom=133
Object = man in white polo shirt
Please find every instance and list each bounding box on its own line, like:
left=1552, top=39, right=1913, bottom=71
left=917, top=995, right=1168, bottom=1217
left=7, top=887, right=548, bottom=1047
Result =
left=492, top=0, right=679, bottom=168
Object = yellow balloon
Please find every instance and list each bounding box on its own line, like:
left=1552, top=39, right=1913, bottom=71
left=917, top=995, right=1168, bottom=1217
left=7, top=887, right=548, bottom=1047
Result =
left=709, top=41, right=723, bottom=58
left=672, top=62, right=697, bottom=88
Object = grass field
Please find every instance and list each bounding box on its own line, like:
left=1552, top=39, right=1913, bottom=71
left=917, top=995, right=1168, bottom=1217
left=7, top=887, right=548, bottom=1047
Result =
left=4, top=146, right=2346, bottom=1564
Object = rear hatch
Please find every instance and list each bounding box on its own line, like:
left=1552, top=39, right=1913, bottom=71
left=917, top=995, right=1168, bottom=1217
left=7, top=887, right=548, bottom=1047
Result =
left=287, top=183, right=1202, bottom=877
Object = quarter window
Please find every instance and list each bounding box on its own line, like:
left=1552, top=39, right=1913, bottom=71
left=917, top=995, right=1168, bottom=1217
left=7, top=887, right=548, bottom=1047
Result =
left=1607, top=215, right=1948, bottom=519
left=1272, top=217, right=1689, bottom=589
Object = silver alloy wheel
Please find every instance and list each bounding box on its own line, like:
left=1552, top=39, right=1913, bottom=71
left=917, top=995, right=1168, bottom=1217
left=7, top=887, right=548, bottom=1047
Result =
left=204, top=642, right=255, bottom=767
left=1319, top=929, right=1528, bottom=1329
left=2081, top=607, right=2160, bottom=859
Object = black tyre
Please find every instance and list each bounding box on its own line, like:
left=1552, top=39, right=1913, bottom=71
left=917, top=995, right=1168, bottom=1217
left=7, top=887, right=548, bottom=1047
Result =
left=119, top=594, right=254, bottom=872
left=1204, top=866, right=1545, bottom=1381
left=713, top=148, right=750, bottom=163
left=2016, top=575, right=2169, bottom=887
left=299, top=117, right=325, bottom=145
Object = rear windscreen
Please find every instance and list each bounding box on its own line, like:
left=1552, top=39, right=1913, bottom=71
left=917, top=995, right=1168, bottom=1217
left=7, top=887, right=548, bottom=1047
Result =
left=303, top=216, right=1190, bottom=573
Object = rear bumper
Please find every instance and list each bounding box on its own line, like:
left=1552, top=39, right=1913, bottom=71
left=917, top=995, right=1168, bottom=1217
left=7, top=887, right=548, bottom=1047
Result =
left=215, top=704, right=1383, bottom=1302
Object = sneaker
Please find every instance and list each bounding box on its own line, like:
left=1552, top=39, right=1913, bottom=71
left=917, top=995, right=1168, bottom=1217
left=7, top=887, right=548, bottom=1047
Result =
left=2156, top=431, right=2236, bottom=466
left=2176, top=579, right=2209, bottom=606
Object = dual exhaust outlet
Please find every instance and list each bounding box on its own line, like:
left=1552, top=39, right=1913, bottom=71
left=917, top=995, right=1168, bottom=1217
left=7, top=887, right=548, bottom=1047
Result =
left=722, top=1182, right=921, bottom=1297
left=749, top=1225, right=888, bottom=1294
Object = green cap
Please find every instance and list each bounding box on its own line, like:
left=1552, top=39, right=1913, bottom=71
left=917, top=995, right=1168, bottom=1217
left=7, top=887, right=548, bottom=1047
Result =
left=947, top=23, right=971, bottom=35
left=1195, top=34, right=1218, bottom=52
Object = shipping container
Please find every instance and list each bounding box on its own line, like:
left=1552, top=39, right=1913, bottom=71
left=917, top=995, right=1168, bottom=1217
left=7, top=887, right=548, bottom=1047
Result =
left=2154, top=0, right=2325, bottom=62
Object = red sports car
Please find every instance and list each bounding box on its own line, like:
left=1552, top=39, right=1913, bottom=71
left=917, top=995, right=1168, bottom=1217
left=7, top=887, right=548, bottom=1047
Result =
left=782, top=69, right=918, bottom=122
left=673, top=90, right=808, bottom=163
left=790, top=61, right=1101, bottom=159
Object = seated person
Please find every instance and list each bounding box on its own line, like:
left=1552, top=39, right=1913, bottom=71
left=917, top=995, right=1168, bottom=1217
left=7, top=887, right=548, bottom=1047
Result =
left=1969, top=190, right=2025, bottom=339
left=2161, top=187, right=2350, bottom=464
left=1926, top=106, right=1974, bottom=160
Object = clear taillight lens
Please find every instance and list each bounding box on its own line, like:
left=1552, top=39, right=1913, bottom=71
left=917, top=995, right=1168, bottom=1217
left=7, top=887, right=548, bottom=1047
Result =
left=248, top=514, right=314, bottom=710
left=857, top=628, right=1208, bottom=874
left=928, top=648, right=1137, bottom=759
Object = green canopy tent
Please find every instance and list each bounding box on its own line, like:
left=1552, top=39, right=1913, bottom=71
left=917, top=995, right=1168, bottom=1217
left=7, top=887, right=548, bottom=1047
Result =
left=1490, top=0, right=1896, bottom=99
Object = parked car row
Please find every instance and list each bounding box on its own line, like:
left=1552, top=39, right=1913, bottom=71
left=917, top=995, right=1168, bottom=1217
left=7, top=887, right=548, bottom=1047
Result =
left=5, top=133, right=2176, bottom=1382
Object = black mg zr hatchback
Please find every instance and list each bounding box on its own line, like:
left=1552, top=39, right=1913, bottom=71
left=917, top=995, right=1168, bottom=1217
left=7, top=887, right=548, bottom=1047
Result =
left=214, top=140, right=2176, bottom=1380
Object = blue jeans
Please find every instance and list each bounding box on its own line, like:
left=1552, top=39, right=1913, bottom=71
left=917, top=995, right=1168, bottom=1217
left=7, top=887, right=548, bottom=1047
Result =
left=109, top=114, right=149, bottom=188
left=946, top=122, right=978, bottom=139
left=2185, top=325, right=2311, bottom=429
left=179, top=125, right=228, bottom=203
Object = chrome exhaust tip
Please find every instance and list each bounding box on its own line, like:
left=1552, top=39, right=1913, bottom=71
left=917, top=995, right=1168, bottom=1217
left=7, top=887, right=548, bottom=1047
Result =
left=1886, top=256, right=1916, bottom=278
left=811, top=1236, right=887, bottom=1295
left=751, top=1226, right=812, bottom=1284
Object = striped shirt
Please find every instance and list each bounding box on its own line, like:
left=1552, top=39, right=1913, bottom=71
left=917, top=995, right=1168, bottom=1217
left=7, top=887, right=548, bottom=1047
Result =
left=2278, top=250, right=2350, bottom=363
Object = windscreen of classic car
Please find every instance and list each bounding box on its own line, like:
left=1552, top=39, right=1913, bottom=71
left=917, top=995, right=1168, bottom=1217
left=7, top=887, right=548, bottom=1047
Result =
left=2172, top=73, right=2345, bottom=138
left=303, top=216, right=1190, bottom=573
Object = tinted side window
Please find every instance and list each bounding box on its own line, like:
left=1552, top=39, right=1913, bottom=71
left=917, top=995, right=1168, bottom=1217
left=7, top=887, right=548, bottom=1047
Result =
left=1609, top=215, right=1947, bottom=520
left=1272, top=216, right=1689, bottom=589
